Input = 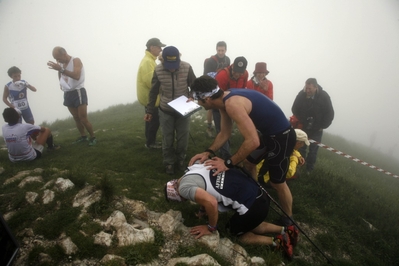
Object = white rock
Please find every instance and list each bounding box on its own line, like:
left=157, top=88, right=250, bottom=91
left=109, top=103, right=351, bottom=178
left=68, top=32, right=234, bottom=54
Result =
left=18, top=176, right=43, bottom=188
left=42, top=189, right=55, bottom=204
left=54, top=177, right=75, bottom=192
left=94, top=231, right=113, bottom=247
left=26, top=191, right=38, bottom=204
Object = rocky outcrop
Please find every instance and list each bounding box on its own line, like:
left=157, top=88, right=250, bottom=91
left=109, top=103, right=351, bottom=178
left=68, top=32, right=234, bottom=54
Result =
left=2, top=168, right=270, bottom=266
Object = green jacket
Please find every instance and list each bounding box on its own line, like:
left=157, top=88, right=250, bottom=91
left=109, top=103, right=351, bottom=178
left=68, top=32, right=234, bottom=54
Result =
left=136, top=51, right=160, bottom=106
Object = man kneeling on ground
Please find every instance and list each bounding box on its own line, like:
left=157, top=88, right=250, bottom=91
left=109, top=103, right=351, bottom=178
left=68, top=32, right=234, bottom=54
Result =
left=165, top=161, right=296, bottom=260
left=2, top=107, right=60, bottom=162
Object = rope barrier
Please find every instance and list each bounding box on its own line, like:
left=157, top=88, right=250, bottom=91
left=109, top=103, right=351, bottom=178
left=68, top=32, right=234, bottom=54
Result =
left=309, top=139, right=399, bottom=179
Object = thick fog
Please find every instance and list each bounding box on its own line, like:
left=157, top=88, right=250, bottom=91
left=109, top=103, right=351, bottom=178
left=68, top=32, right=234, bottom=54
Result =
left=1, top=0, right=398, bottom=159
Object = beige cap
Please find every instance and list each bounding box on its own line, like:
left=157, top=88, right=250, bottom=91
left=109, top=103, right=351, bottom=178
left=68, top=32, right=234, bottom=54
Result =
left=295, top=129, right=310, bottom=146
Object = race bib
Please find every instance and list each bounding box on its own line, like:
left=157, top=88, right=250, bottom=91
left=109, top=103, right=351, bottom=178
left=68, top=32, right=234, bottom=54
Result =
left=13, top=99, right=29, bottom=110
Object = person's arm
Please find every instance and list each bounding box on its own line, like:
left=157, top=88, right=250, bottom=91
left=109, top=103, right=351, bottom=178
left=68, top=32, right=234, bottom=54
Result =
left=64, top=58, right=83, bottom=80
left=47, top=58, right=82, bottom=80
left=189, top=108, right=233, bottom=166
left=187, top=66, right=196, bottom=98
left=268, top=80, right=273, bottom=100
left=215, top=69, right=228, bottom=90
left=189, top=188, right=219, bottom=239
left=2, top=86, right=14, bottom=108
left=321, top=93, right=334, bottom=129
left=204, top=97, right=259, bottom=176
left=144, top=71, right=160, bottom=121
left=26, top=83, right=37, bottom=92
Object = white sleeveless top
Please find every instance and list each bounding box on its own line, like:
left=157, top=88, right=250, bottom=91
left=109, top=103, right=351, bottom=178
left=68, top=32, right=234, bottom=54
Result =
left=60, top=56, right=85, bottom=92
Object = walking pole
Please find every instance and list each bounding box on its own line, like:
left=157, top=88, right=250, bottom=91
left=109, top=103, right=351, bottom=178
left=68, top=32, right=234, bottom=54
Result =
left=237, top=167, right=335, bottom=265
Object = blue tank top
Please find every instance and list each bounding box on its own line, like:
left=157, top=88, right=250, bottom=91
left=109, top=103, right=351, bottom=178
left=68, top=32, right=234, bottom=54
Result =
left=223, top=89, right=290, bottom=135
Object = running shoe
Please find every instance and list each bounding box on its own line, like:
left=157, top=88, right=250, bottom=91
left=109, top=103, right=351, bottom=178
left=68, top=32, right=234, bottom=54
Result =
left=88, top=137, right=97, bottom=146
left=286, top=225, right=299, bottom=246
left=275, top=233, right=293, bottom=260
left=73, top=136, right=88, bottom=144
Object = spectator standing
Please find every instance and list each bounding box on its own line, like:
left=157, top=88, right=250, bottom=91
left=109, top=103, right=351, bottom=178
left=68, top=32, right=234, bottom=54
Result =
left=247, top=62, right=273, bottom=100
left=291, top=78, right=334, bottom=173
left=145, top=46, right=196, bottom=174
left=137, top=38, right=166, bottom=149
left=3, top=66, right=37, bottom=124
left=213, top=56, right=248, bottom=159
left=47, top=46, right=96, bottom=146
left=203, top=41, right=231, bottom=138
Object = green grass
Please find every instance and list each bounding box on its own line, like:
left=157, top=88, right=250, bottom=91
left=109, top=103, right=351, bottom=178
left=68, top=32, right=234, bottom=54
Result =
left=1, top=102, right=399, bottom=265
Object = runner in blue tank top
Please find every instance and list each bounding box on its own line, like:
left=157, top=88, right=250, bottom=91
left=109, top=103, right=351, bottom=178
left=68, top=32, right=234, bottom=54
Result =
left=189, top=75, right=297, bottom=229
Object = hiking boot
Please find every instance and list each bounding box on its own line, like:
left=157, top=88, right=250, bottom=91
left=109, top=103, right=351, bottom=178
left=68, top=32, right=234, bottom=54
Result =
left=275, top=234, right=293, bottom=260
left=47, top=145, right=61, bottom=151
left=73, top=136, right=88, bottom=144
left=88, top=137, right=97, bottom=146
left=165, top=165, right=174, bottom=175
left=286, top=225, right=299, bottom=246
left=145, top=142, right=162, bottom=149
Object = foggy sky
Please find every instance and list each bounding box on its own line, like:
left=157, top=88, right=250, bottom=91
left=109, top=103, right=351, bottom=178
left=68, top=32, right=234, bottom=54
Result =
left=1, top=0, right=399, bottom=158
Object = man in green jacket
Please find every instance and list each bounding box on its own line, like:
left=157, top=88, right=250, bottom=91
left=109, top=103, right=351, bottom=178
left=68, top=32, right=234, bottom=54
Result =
left=137, top=38, right=166, bottom=149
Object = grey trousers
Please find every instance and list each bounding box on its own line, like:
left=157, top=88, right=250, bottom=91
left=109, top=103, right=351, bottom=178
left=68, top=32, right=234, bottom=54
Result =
left=159, top=109, right=190, bottom=165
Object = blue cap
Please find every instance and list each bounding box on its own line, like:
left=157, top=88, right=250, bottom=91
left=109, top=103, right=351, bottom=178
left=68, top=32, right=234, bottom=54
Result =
left=162, top=46, right=180, bottom=70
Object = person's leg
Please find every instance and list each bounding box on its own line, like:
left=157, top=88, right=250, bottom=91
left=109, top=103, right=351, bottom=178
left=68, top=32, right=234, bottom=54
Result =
left=76, top=104, right=95, bottom=138
left=35, top=127, right=52, bottom=146
left=68, top=106, right=86, bottom=137
left=305, top=130, right=323, bottom=171
left=21, top=108, right=34, bottom=124
left=270, top=181, right=293, bottom=217
left=239, top=222, right=283, bottom=245
left=267, top=129, right=296, bottom=219
left=159, top=110, right=176, bottom=167
left=147, top=107, right=160, bottom=146
left=175, top=115, right=190, bottom=168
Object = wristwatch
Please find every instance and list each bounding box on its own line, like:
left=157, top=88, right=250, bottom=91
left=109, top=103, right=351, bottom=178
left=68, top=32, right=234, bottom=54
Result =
left=224, top=158, right=234, bottom=169
left=60, top=67, right=65, bottom=73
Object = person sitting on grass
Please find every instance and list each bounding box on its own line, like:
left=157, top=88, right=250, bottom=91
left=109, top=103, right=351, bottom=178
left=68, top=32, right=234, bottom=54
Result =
left=2, top=107, right=60, bottom=162
left=165, top=161, right=296, bottom=260
left=257, top=129, right=310, bottom=185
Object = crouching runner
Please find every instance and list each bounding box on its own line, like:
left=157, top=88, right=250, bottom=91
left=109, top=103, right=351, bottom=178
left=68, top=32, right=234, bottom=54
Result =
left=164, top=161, right=295, bottom=259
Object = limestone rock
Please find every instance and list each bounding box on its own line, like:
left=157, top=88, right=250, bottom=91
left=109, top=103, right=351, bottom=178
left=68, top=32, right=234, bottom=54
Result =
left=100, top=254, right=126, bottom=266
left=58, top=236, right=78, bottom=255
left=166, top=254, right=221, bottom=266
left=158, top=209, right=183, bottom=235
left=42, top=189, right=55, bottom=204
left=18, top=176, right=43, bottom=188
left=94, top=231, right=113, bottom=247
left=117, top=223, right=154, bottom=246
left=54, top=177, right=75, bottom=192
left=73, top=185, right=102, bottom=209
left=26, top=191, right=39, bottom=204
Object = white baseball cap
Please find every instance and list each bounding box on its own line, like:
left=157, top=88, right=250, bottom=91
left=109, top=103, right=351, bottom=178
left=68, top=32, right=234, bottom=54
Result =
left=295, top=129, right=310, bottom=146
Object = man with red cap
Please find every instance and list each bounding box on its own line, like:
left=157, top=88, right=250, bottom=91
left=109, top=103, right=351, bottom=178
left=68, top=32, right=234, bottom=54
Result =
left=247, top=62, right=274, bottom=100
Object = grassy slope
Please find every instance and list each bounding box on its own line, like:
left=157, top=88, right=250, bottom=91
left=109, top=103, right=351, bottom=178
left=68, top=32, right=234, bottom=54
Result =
left=1, top=102, right=399, bottom=266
